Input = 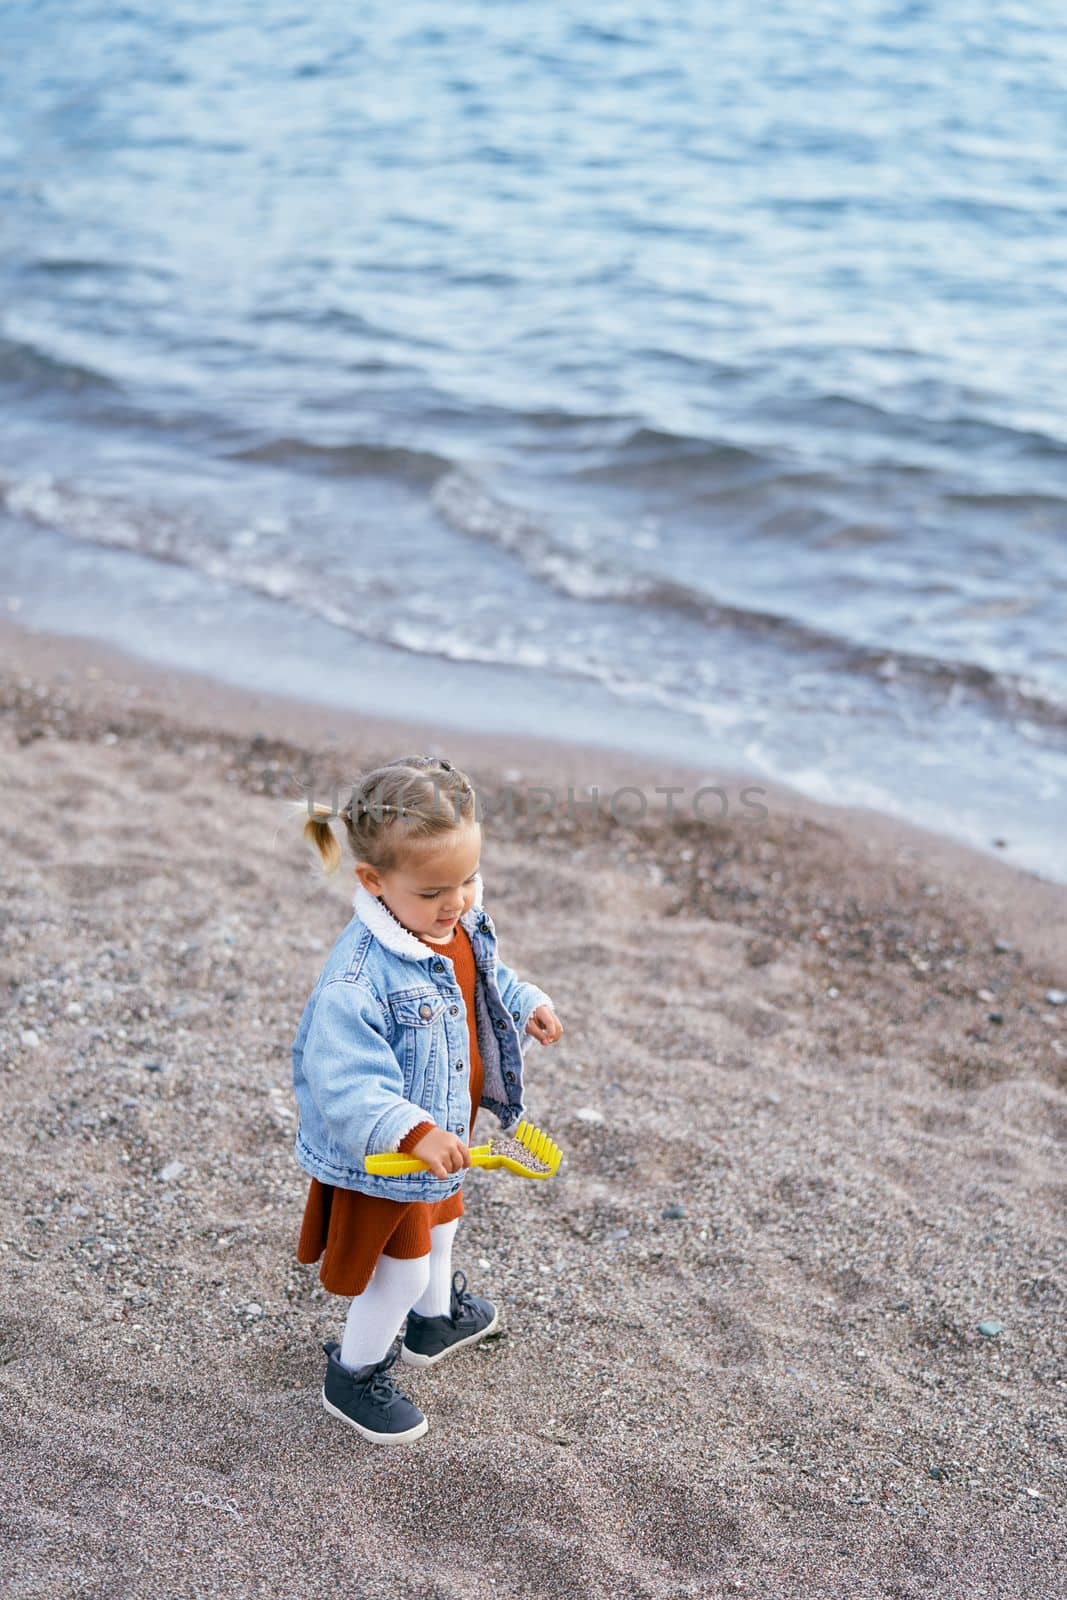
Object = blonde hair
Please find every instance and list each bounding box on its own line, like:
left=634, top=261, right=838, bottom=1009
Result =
left=291, top=753, right=477, bottom=877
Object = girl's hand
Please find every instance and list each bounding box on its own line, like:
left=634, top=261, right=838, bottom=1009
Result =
left=410, top=1126, right=471, bottom=1177
left=525, top=1004, right=564, bottom=1045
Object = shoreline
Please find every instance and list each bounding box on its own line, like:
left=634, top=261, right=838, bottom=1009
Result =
left=2, top=614, right=1064, bottom=974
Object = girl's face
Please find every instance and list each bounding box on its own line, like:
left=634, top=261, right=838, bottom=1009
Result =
left=355, top=823, right=482, bottom=944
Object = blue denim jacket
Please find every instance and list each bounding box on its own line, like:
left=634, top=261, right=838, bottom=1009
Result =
left=291, top=872, right=555, bottom=1202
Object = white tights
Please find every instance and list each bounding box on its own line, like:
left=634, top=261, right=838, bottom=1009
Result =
left=339, top=1217, right=459, bottom=1369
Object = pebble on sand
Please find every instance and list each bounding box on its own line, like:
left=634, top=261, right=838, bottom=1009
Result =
left=976, top=1318, right=1004, bottom=1338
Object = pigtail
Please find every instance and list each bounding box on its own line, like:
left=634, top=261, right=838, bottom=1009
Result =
left=287, top=753, right=476, bottom=879
left=284, top=797, right=347, bottom=875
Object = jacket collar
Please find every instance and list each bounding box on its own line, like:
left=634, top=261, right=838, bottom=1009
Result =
left=351, top=870, right=485, bottom=962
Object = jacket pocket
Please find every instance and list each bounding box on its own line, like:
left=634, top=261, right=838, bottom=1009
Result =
left=387, top=987, right=448, bottom=1105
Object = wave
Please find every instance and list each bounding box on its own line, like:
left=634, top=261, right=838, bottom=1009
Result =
left=942, top=489, right=1067, bottom=517
left=767, top=389, right=1067, bottom=460
left=0, top=467, right=617, bottom=698
left=432, top=469, right=1067, bottom=733
left=509, top=405, right=640, bottom=432
left=246, top=302, right=447, bottom=352
left=573, top=426, right=772, bottom=488
left=27, top=258, right=125, bottom=277
left=5, top=461, right=1064, bottom=739
left=572, top=399, right=1067, bottom=487
left=24, top=256, right=172, bottom=283
left=222, top=437, right=452, bottom=483
left=0, top=468, right=403, bottom=634
left=431, top=471, right=642, bottom=601
left=0, top=471, right=226, bottom=568
left=0, top=335, right=119, bottom=396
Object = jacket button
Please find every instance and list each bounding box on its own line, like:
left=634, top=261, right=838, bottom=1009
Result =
left=454, top=1060, right=464, bottom=1073
left=511, top=1009, right=520, bottom=1021
left=432, top=961, right=445, bottom=973
left=505, top=1070, right=516, bottom=1083
left=418, top=1003, right=433, bottom=1019
left=494, top=1018, right=505, bottom=1031
left=449, top=1005, right=459, bottom=1016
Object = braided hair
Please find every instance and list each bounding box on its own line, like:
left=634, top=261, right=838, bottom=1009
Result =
left=296, top=753, right=476, bottom=876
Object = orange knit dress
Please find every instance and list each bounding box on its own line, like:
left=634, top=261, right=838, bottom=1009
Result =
left=295, top=918, right=485, bottom=1296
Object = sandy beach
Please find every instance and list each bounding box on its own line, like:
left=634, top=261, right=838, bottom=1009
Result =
left=1, top=617, right=1064, bottom=1599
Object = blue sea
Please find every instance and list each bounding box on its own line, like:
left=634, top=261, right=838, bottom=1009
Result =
left=2, top=1, right=1065, bottom=878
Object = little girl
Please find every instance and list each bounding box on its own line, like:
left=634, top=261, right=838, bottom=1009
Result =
left=290, top=753, right=563, bottom=1444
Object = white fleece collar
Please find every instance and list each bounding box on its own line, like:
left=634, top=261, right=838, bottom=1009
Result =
left=351, top=870, right=485, bottom=961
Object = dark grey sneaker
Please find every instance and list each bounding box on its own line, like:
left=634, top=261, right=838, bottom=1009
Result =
left=401, top=1269, right=500, bottom=1368
left=321, top=1333, right=428, bottom=1443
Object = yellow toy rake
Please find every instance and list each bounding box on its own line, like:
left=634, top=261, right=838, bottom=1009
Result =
left=365, top=1118, right=561, bottom=1181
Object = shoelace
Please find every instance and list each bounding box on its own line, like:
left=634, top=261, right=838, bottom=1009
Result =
left=448, top=1268, right=480, bottom=1326
left=362, top=1338, right=405, bottom=1409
